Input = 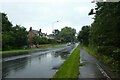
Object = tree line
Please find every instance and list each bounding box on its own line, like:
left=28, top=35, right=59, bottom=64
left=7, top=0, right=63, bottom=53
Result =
left=1, top=12, right=77, bottom=51
left=29, top=27, right=77, bottom=47
left=78, top=2, right=120, bottom=70
left=2, top=13, right=28, bottom=51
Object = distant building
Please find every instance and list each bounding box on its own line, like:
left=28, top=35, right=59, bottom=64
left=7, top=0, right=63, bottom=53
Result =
left=46, top=34, right=55, bottom=39
left=28, top=27, right=47, bottom=37
left=28, top=27, right=56, bottom=48
left=28, top=27, right=47, bottom=48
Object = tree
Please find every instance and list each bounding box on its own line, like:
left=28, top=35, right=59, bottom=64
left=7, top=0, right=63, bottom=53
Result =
left=2, top=13, right=12, bottom=32
left=2, top=13, right=28, bottom=50
left=77, top=25, right=90, bottom=46
left=31, top=36, right=40, bottom=45
left=58, top=27, right=76, bottom=42
left=89, top=2, right=120, bottom=69
left=90, top=2, right=120, bottom=48
left=12, top=25, right=28, bottom=48
left=39, top=36, right=48, bottom=44
left=2, top=13, right=14, bottom=50
left=52, top=29, right=60, bottom=39
left=2, top=32, right=15, bottom=50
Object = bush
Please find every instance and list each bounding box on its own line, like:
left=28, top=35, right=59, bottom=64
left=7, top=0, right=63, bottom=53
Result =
left=97, top=46, right=120, bottom=62
left=39, top=36, right=48, bottom=44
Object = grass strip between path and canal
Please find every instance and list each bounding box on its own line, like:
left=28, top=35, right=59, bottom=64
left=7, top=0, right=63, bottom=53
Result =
left=52, top=44, right=80, bottom=79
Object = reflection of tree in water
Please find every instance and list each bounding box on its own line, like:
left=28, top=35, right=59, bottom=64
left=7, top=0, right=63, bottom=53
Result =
left=38, top=53, right=47, bottom=61
left=37, top=53, right=49, bottom=61
left=52, top=51, right=69, bottom=60
left=40, top=53, right=47, bottom=58
left=38, top=55, right=42, bottom=61
left=60, top=52, right=70, bottom=59
left=2, top=57, right=28, bottom=78
left=53, top=44, right=76, bottom=59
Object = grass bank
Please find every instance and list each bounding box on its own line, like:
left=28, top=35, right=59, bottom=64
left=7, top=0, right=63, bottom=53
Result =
left=82, top=46, right=97, bottom=56
left=52, top=44, right=80, bottom=79
left=82, top=45, right=120, bottom=71
left=39, top=44, right=65, bottom=48
left=0, top=44, right=66, bottom=58
left=1, top=44, right=65, bottom=54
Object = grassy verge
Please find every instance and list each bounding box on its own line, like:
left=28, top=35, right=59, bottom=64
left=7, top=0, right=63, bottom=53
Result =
left=1, top=44, right=65, bottom=54
left=52, top=45, right=80, bottom=79
left=39, top=44, right=65, bottom=48
left=82, top=46, right=97, bottom=57
left=1, top=49, right=30, bottom=54
left=0, top=44, right=66, bottom=58
left=82, top=45, right=120, bottom=71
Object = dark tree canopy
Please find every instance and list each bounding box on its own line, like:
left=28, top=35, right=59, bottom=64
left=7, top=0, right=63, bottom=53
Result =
left=1, top=13, right=28, bottom=50
left=2, top=13, right=13, bottom=32
left=58, top=27, right=76, bottom=42
left=77, top=25, right=90, bottom=46
left=78, top=2, right=120, bottom=69
left=52, top=29, right=60, bottom=39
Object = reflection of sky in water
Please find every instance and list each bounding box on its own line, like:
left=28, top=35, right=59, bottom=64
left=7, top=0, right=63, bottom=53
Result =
left=3, top=45, right=75, bottom=78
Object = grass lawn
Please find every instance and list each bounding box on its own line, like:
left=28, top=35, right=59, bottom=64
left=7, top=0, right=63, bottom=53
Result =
left=52, top=44, right=80, bottom=79
left=39, top=44, right=65, bottom=48
left=0, top=49, right=30, bottom=54
left=1, top=44, right=65, bottom=54
left=0, top=44, right=66, bottom=58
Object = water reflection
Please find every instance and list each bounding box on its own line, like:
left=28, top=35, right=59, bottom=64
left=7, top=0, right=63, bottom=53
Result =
left=2, top=45, right=75, bottom=78
left=3, top=57, right=28, bottom=78
left=53, top=51, right=70, bottom=59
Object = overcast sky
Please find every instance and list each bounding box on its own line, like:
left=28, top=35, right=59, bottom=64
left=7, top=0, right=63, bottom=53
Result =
left=0, top=0, right=95, bottom=34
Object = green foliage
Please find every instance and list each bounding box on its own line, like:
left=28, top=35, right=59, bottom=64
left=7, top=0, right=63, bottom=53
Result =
left=30, top=36, right=39, bottom=45
left=2, top=13, right=12, bottom=32
left=83, top=46, right=120, bottom=70
left=88, top=2, right=120, bottom=70
left=2, top=13, right=28, bottom=50
left=29, top=26, right=77, bottom=45
left=77, top=26, right=90, bottom=46
left=52, top=29, right=60, bottom=39
left=39, top=36, right=48, bottom=44
left=78, top=2, right=120, bottom=70
left=47, top=38, right=57, bottom=44
left=90, top=2, right=120, bottom=47
left=12, top=25, right=28, bottom=48
left=58, top=26, right=76, bottom=42
left=30, top=36, right=63, bottom=45
left=2, top=32, right=15, bottom=50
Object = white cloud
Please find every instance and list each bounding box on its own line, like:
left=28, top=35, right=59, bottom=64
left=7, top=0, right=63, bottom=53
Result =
left=74, top=6, right=91, bottom=15
left=0, top=0, right=93, bottom=3
left=0, top=0, right=95, bottom=34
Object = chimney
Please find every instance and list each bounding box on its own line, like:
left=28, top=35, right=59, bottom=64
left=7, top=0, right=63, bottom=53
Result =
left=39, top=29, right=41, bottom=33
left=39, top=29, right=42, bottom=36
left=29, top=27, right=32, bottom=31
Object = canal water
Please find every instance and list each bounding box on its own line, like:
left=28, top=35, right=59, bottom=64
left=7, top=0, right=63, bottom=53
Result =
left=2, top=44, right=76, bottom=78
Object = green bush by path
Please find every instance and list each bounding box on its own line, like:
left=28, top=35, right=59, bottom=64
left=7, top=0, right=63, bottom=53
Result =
left=82, top=46, right=120, bottom=71
left=52, top=45, right=80, bottom=79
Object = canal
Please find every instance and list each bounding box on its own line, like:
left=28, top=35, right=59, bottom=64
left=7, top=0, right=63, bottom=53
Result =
left=2, top=44, right=76, bottom=78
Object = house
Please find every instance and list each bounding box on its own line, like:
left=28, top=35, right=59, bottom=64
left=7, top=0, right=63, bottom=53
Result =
left=28, top=27, right=47, bottom=48
left=28, top=27, right=47, bottom=37
left=46, top=34, right=55, bottom=39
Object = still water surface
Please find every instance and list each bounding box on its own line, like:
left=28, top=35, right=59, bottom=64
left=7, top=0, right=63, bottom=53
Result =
left=3, top=44, right=76, bottom=78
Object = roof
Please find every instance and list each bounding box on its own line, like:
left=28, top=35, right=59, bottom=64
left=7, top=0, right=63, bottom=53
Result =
left=47, top=34, right=55, bottom=39
left=31, top=30, right=39, bottom=35
left=30, top=29, right=45, bottom=36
